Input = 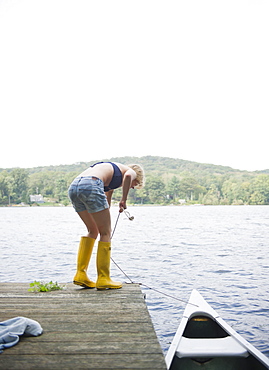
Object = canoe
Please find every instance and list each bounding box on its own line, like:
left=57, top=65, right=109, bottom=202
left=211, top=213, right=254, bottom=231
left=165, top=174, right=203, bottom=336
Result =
left=165, top=289, right=269, bottom=370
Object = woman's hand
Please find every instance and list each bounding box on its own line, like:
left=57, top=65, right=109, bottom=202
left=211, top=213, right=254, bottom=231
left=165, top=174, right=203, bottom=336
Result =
left=119, top=200, right=127, bottom=212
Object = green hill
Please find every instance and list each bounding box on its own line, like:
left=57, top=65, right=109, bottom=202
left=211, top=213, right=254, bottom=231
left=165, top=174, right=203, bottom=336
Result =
left=1, top=156, right=269, bottom=206
left=21, top=155, right=261, bottom=176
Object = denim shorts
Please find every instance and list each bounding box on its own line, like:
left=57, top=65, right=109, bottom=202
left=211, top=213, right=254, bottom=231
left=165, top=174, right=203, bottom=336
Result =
left=68, top=176, right=109, bottom=213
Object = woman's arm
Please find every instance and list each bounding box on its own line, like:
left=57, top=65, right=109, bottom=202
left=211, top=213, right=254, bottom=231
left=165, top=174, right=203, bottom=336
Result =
left=119, top=169, right=136, bottom=211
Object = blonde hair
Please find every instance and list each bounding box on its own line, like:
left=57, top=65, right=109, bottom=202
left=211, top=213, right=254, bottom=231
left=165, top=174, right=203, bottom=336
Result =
left=128, top=164, right=145, bottom=189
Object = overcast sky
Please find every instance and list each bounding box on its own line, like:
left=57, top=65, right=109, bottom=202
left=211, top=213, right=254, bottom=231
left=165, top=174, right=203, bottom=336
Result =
left=0, top=0, right=268, bottom=171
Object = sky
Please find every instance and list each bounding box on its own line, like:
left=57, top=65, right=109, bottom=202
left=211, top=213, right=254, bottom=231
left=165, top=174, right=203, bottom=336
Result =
left=0, top=0, right=268, bottom=171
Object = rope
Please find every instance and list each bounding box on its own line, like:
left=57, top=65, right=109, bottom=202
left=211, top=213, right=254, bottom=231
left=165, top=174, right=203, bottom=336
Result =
left=139, top=283, right=198, bottom=307
left=110, top=212, right=121, bottom=239
left=110, top=258, right=197, bottom=307
left=110, top=256, right=135, bottom=283
left=110, top=211, right=198, bottom=307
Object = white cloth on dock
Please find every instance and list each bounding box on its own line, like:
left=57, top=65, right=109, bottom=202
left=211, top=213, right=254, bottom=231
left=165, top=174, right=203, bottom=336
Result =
left=0, top=316, right=43, bottom=353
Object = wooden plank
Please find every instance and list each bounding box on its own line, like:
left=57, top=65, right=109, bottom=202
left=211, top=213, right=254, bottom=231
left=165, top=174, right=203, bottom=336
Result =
left=0, top=354, right=166, bottom=369
left=0, top=283, right=166, bottom=369
left=2, top=341, right=163, bottom=354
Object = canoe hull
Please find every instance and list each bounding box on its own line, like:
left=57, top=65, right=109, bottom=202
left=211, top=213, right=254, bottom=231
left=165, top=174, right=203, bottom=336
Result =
left=165, top=290, right=269, bottom=370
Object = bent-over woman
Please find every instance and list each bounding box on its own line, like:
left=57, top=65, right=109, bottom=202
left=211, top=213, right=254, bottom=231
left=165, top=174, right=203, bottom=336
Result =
left=68, top=161, right=145, bottom=290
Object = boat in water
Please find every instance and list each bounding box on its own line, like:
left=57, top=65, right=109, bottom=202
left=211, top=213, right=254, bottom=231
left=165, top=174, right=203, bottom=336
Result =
left=165, top=289, right=269, bottom=369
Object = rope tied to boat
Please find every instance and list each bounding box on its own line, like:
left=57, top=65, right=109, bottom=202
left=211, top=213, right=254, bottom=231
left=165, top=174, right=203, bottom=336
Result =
left=110, top=211, right=198, bottom=307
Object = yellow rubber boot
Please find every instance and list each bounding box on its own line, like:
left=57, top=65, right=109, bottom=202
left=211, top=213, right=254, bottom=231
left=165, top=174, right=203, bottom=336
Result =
left=73, top=237, right=96, bottom=288
left=96, top=241, right=122, bottom=290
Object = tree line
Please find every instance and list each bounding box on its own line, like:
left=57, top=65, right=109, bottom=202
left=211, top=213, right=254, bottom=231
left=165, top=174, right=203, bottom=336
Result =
left=1, top=156, right=269, bottom=206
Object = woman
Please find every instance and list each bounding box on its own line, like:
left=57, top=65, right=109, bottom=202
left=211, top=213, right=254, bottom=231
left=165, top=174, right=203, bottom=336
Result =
left=68, top=161, right=145, bottom=290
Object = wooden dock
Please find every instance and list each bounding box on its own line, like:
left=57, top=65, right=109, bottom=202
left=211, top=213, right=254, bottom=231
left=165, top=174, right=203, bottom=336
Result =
left=0, top=283, right=167, bottom=369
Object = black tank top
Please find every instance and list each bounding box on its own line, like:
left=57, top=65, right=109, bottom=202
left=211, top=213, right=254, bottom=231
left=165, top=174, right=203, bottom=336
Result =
left=90, top=162, right=122, bottom=192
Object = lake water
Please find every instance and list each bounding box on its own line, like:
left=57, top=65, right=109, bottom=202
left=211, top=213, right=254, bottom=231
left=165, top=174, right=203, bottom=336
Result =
left=1, top=205, right=269, bottom=358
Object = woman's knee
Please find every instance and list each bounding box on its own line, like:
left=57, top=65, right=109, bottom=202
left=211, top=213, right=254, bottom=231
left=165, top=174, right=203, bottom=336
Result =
left=100, top=227, right=111, bottom=237
left=87, top=230, right=99, bottom=239
left=98, top=226, right=111, bottom=242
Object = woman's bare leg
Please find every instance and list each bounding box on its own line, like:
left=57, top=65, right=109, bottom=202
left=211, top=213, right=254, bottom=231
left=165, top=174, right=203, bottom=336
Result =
left=77, top=211, right=99, bottom=239
left=91, top=208, right=111, bottom=242
left=77, top=208, right=111, bottom=242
